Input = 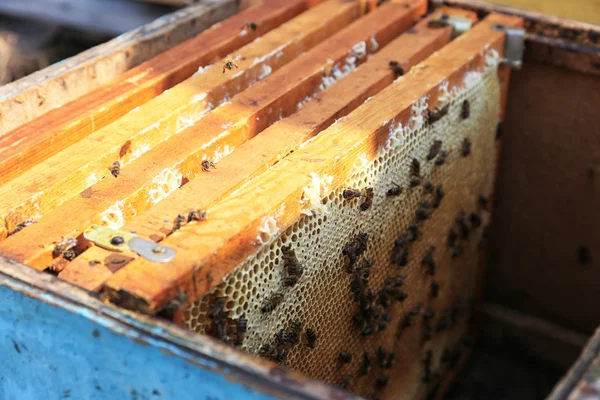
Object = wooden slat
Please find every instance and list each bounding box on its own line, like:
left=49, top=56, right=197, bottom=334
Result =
left=0, top=0, right=423, bottom=268
left=0, top=0, right=360, bottom=240
left=0, top=0, right=321, bottom=186
left=101, top=13, right=524, bottom=314
left=0, top=0, right=239, bottom=134
left=59, top=6, right=466, bottom=292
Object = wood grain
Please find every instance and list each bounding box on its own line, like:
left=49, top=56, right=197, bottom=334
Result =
left=0, top=1, right=238, bottom=134
left=101, top=13, right=523, bottom=314
left=0, top=0, right=420, bottom=268
left=0, top=0, right=359, bottom=241
left=0, top=0, right=319, bottom=186
left=59, top=6, right=461, bottom=292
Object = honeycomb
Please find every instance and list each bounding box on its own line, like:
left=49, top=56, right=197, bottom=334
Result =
left=182, top=59, right=500, bottom=400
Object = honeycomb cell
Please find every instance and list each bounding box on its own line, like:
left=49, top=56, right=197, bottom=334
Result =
left=183, top=66, right=499, bottom=399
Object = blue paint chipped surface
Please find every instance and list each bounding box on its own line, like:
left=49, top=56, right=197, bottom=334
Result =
left=0, top=284, right=280, bottom=400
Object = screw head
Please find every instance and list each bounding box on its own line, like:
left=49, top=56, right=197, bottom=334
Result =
left=110, top=236, right=125, bottom=245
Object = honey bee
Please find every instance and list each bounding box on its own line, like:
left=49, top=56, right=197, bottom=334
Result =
left=427, top=105, right=449, bottom=124
left=8, top=220, right=36, bottom=236
left=388, top=60, right=404, bottom=77
left=261, top=293, right=283, bottom=313
left=282, top=245, right=302, bottom=276
left=452, top=246, right=464, bottom=258
left=424, top=182, right=434, bottom=193
left=386, top=182, right=402, bottom=196
left=447, top=228, right=458, bottom=247
left=187, top=209, right=208, bottom=222
left=430, top=281, right=439, bottom=298
left=470, top=212, right=482, bottom=228
left=416, top=202, right=431, bottom=221
left=478, top=194, right=489, bottom=210
left=360, top=187, right=374, bottom=211
left=433, top=185, right=444, bottom=208
left=391, top=242, right=409, bottom=267
left=375, top=375, right=389, bottom=388
left=53, top=237, right=77, bottom=258
left=259, top=344, right=277, bottom=358
left=201, top=160, right=216, bottom=172
left=427, top=19, right=449, bottom=29
left=411, top=158, right=421, bottom=176
left=426, top=140, right=442, bottom=161
left=456, top=211, right=470, bottom=239
left=422, top=246, right=436, bottom=275
left=208, top=297, right=226, bottom=319
left=234, top=314, right=247, bottom=346
left=276, top=329, right=288, bottom=346
left=339, top=351, right=352, bottom=363
left=423, top=308, right=435, bottom=321
left=579, top=246, right=592, bottom=266
left=110, top=161, right=121, bottom=177
left=283, top=276, right=299, bottom=286
left=172, top=214, right=187, bottom=232
left=343, top=232, right=368, bottom=269
left=287, top=320, right=302, bottom=345
left=408, top=223, right=419, bottom=241
left=242, top=22, right=257, bottom=31
left=339, top=375, right=352, bottom=390
left=305, top=328, right=317, bottom=349
left=410, top=177, right=422, bottom=187
left=410, top=303, right=423, bottom=316
left=461, top=138, right=472, bottom=157
left=422, top=324, right=433, bottom=342
left=377, top=346, right=387, bottom=366
left=362, top=326, right=375, bottom=336
left=461, top=99, right=470, bottom=119
left=222, top=59, right=239, bottom=73
left=343, top=188, right=362, bottom=200
left=359, top=352, right=371, bottom=376
left=274, top=349, right=287, bottom=364
left=435, top=150, right=448, bottom=166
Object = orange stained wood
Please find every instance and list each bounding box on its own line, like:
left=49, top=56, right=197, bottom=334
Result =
left=59, top=7, right=466, bottom=292
left=102, top=13, right=524, bottom=314
left=0, top=0, right=364, bottom=240
left=0, top=0, right=327, bottom=185
left=0, top=0, right=425, bottom=268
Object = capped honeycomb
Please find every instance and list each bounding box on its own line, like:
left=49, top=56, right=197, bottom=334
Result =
left=183, top=55, right=500, bottom=400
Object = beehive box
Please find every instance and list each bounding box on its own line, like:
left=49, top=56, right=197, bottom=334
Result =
left=5, top=0, right=580, bottom=399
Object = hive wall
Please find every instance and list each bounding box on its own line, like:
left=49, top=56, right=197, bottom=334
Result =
left=180, top=60, right=500, bottom=400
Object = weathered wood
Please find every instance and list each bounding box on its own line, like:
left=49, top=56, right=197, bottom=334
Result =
left=1, top=0, right=409, bottom=267
left=0, top=0, right=357, bottom=241
left=0, top=0, right=239, bottom=135
left=60, top=6, right=460, bottom=292
left=0, top=0, right=319, bottom=185
left=102, top=13, right=523, bottom=314
left=0, top=0, right=172, bottom=36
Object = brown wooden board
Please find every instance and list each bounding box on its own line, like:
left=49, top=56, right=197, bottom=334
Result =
left=0, top=0, right=324, bottom=185
left=0, top=0, right=239, bottom=134
left=0, top=0, right=361, bottom=241
left=0, top=0, right=423, bottom=269
left=101, top=13, right=522, bottom=314
left=59, top=6, right=467, bottom=292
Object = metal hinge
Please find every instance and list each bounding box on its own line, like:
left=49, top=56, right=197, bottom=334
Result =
left=83, top=224, right=176, bottom=263
left=492, top=24, right=526, bottom=69
left=439, top=14, right=473, bottom=38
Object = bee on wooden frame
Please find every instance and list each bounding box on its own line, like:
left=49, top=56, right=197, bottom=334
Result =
left=53, top=237, right=77, bottom=258
left=201, top=160, right=216, bottom=172
left=223, top=59, right=239, bottom=73
left=110, top=161, right=121, bottom=177
left=172, top=214, right=187, bottom=232
left=242, top=22, right=257, bottom=31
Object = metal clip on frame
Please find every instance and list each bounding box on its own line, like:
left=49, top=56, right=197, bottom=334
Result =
left=83, top=224, right=176, bottom=263
left=440, top=13, right=473, bottom=38
left=492, top=24, right=526, bottom=69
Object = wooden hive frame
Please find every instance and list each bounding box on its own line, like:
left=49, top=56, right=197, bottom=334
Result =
left=0, top=1, right=524, bottom=398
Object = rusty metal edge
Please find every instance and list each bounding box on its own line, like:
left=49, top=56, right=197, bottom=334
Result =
left=547, top=327, right=600, bottom=400
left=0, top=254, right=361, bottom=400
